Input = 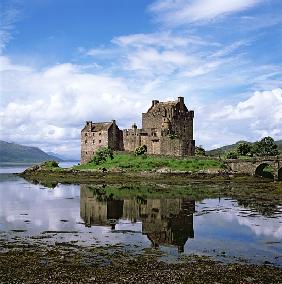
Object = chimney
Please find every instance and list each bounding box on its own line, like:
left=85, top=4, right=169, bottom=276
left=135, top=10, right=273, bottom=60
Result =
left=86, top=121, right=92, bottom=129
left=132, top=123, right=137, bottom=134
left=152, top=100, right=159, bottom=107
left=178, top=97, right=184, bottom=104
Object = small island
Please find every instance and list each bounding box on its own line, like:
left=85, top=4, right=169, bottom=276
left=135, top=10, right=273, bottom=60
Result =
left=20, top=97, right=282, bottom=184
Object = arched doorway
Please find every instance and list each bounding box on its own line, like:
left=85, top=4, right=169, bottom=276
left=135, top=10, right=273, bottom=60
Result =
left=255, top=163, right=274, bottom=180
left=278, top=167, right=282, bottom=181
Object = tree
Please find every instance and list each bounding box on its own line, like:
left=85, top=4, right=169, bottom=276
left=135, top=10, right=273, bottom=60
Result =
left=251, top=136, right=279, bottom=156
left=237, top=142, right=252, bottom=156
left=195, top=145, right=205, bottom=156
left=226, top=151, right=238, bottom=159
left=251, top=141, right=261, bottom=156
left=91, top=147, right=114, bottom=165
left=134, top=145, right=147, bottom=156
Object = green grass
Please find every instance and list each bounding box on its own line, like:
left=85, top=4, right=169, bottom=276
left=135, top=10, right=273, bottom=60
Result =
left=74, top=153, right=223, bottom=172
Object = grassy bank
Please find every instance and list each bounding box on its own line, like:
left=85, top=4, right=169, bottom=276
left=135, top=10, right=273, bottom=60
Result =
left=19, top=154, right=276, bottom=185
left=74, top=153, right=224, bottom=172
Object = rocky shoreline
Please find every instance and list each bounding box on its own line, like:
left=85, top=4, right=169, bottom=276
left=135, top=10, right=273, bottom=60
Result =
left=1, top=239, right=281, bottom=284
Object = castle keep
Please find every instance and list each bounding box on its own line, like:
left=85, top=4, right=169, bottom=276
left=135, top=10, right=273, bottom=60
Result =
left=81, top=97, right=195, bottom=164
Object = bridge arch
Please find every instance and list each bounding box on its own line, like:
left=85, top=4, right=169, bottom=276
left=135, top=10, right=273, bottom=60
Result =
left=255, top=163, right=274, bottom=180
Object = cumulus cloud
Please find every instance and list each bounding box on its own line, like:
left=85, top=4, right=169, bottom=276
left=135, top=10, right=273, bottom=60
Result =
left=196, top=89, right=282, bottom=149
left=1, top=53, right=281, bottom=157
left=0, top=56, right=149, bottom=158
left=150, top=0, right=262, bottom=26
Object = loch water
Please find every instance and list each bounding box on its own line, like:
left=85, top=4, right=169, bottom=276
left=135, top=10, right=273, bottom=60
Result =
left=0, top=164, right=281, bottom=266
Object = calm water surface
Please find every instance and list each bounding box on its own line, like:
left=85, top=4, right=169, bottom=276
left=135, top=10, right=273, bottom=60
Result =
left=0, top=165, right=281, bottom=266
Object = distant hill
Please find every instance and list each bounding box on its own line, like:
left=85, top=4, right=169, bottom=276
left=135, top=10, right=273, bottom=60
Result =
left=206, top=140, right=282, bottom=156
left=47, top=152, right=68, bottom=161
left=276, top=140, right=282, bottom=153
left=0, top=141, right=63, bottom=163
left=46, top=151, right=79, bottom=162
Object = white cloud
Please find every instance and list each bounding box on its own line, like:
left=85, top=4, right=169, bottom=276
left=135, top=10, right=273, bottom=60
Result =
left=112, top=32, right=211, bottom=49
left=150, top=0, right=262, bottom=26
left=86, top=32, right=223, bottom=78
left=0, top=2, right=20, bottom=53
left=0, top=57, right=148, bottom=158
left=125, top=48, right=196, bottom=75
left=1, top=47, right=281, bottom=157
left=196, top=89, right=282, bottom=149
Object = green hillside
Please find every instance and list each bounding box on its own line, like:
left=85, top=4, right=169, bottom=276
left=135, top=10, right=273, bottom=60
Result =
left=276, top=140, right=282, bottom=152
left=0, top=141, right=62, bottom=163
left=206, top=140, right=282, bottom=156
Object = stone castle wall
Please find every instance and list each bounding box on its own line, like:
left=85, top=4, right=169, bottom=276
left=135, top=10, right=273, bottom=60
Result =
left=81, top=120, right=122, bottom=164
left=108, top=123, right=124, bottom=151
left=81, top=124, right=109, bottom=164
left=81, top=97, right=195, bottom=163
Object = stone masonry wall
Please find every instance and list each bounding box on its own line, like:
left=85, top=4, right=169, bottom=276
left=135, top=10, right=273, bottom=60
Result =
left=81, top=129, right=109, bottom=164
left=107, top=123, right=123, bottom=151
left=81, top=97, right=195, bottom=163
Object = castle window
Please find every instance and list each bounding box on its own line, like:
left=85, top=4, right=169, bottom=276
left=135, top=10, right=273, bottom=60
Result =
left=85, top=133, right=88, bottom=136
left=86, top=151, right=88, bottom=154
left=85, top=140, right=87, bottom=144
left=93, top=140, right=95, bottom=144
left=99, top=132, right=101, bottom=136
left=99, top=140, right=101, bottom=143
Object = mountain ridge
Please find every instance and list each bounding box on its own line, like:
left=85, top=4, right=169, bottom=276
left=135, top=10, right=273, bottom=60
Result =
left=0, top=140, right=63, bottom=163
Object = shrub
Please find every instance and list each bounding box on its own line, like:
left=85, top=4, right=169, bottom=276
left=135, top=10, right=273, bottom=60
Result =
left=42, top=160, right=59, bottom=168
left=91, top=147, right=114, bottom=165
left=226, top=151, right=238, bottom=159
left=134, top=145, right=147, bottom=156
left=195, top=145, right=205, bottom=156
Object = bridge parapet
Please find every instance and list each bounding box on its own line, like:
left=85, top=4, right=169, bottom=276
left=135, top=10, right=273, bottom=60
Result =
left=226, top=155, right=281, bottom=163
left=225, top=156, right=282, bottom=180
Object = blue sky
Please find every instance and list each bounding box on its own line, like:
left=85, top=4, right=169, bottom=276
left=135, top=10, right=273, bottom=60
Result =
left=0, top=0, right=282, bottom=158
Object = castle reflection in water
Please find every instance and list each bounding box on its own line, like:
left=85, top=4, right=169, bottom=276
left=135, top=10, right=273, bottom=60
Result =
left=80, top=185, right=195, bottom=252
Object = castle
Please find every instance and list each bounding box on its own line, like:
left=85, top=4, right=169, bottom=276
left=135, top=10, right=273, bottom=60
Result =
left=81, top=97, right=195, bottom=164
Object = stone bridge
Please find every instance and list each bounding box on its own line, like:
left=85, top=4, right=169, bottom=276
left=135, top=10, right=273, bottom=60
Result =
left=226, top=156, right=282, bottom=181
